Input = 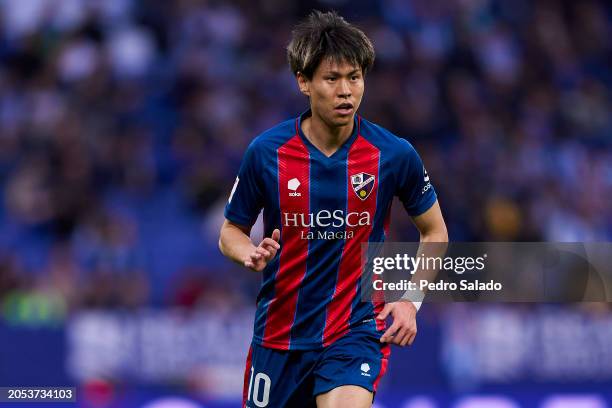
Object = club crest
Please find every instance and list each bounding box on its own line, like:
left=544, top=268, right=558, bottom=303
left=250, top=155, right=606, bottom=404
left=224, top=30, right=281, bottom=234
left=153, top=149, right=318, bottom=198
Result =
left=351, top=172, right=375, bottom=200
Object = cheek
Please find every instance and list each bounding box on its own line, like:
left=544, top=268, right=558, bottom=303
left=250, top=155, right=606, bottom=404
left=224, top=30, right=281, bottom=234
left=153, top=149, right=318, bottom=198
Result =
left=313, top=87, right=336, bottom=105
left=352, top=85, right=365, bottom=106
left=354, top=82, right=365, bottom=97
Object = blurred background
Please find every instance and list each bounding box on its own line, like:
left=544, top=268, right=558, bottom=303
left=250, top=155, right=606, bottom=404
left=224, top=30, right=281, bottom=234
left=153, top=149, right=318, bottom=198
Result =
left=0, top=0, right=611, bottom=407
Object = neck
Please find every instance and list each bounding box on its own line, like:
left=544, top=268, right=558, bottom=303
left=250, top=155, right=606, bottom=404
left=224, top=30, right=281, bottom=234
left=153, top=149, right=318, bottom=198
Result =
left=302, top=112, right=354, bottom=157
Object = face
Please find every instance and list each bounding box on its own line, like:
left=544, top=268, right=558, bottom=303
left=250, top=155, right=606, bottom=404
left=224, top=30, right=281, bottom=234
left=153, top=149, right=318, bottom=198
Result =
left=297, top=58, right=365, bottom=128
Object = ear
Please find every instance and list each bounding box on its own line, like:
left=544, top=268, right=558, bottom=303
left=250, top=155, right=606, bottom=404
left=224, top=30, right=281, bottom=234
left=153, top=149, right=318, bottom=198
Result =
left=297, top=72, right=311, bottom=97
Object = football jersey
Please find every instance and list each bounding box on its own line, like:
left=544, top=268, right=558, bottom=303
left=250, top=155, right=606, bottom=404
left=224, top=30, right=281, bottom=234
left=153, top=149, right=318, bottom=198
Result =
left=225, top=110, right=436, bottom=351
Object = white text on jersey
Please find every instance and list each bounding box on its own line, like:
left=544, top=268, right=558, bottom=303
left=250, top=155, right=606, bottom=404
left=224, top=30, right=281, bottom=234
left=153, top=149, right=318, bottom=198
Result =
left=283, top=210, right=371, bottom=228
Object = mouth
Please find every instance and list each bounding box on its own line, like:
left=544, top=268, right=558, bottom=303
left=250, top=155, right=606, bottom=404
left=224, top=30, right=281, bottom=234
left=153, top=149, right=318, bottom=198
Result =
left=334, top=103, right=354, bottom=115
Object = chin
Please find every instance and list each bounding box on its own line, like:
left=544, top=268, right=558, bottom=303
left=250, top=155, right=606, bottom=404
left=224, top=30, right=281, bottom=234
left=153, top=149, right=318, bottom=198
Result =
left=331, top=116, right=353, bottom=127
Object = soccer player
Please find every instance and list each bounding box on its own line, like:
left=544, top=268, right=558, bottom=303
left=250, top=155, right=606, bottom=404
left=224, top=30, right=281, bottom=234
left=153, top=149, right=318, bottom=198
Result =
left=219, top=10, right=448, bottom=408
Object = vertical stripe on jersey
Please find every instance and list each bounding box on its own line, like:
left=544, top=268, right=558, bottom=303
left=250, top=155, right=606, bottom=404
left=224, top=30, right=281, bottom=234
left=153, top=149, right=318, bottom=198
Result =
left=262, top=134, right=310, bottom=349
left=323, top=135, right=380, bottom=346
left=372, top=203, right=394, bottom=331
left=373, top=344, right=391, bottom=391
left=353, top=156, right=388, bottom=332
left=291, top=153, right=348, bottom=345
left=242, top=346, right=253, bottom=408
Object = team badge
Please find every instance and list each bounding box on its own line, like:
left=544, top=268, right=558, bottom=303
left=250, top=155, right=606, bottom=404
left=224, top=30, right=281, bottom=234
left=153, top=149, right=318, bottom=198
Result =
left=351, top=172, right=375, bottom=200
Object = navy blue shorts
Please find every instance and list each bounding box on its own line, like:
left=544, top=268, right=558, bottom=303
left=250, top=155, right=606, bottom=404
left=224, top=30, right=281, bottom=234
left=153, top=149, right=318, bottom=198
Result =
left=242, top=326, right=391, bottom=408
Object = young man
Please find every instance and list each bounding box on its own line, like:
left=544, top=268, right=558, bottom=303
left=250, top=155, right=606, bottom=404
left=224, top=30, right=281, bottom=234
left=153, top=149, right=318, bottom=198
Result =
left=219, top=11, right=447, bottom=408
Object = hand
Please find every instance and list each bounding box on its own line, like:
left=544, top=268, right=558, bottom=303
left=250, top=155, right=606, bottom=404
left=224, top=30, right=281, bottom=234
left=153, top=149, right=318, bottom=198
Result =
left=376, top=301, right=417, bottom=346
left=244, top=229, right=281, bottom=272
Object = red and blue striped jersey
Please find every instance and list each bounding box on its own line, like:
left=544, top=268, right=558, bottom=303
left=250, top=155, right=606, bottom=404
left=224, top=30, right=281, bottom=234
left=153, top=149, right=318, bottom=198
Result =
left=225, top=110, right=437, bottom=350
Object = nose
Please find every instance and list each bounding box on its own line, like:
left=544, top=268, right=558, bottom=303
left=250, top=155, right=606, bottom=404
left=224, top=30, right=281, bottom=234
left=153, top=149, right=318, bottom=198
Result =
left=338, top=78, right=351, bottom=98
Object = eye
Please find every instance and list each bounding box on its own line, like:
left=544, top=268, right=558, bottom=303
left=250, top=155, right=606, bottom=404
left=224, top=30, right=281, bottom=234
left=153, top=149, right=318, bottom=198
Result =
left=326, top=77, right=336, bottom=82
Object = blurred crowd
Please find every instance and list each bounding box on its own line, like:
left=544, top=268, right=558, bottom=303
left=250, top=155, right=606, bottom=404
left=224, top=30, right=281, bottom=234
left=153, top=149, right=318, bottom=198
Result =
left=0, top=0, right=610, bottom=321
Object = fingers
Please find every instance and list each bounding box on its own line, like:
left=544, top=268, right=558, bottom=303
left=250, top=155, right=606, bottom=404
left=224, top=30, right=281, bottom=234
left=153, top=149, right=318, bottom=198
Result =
left=395, top=327, right=409, bottom=346
left=399, top=326, right=414, bottom=346
left=382, top=326, right=417, bottom=346
left=244, top=229, right=282, bottom=272
left=244, top=258, right=258, bottom=270
left=244, top=251, right=264, bottom=271
left=255, top=247, right=271, bottom=258
left=260, top=243, right=279, bottom=260
left=258, top=234, right=280, bottom=263
left=378, top=301, right=419, bottom=346
left=261, top=238, right=280, bottom=250
left=257, top=243, right=278, bottom=261
left=376, top=304, right=392, bottom=321
left=400, top=327, right=417, bottom=346
left=395, top=324, right=417, bottom=346
left=379, top=321, right=399, bottom=343
left=407, top=331, right=417, bottom=346
left=379, top=314, right=417, bottom=346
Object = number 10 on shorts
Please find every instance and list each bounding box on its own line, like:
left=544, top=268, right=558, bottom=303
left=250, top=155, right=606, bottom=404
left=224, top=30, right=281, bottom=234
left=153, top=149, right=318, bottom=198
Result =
left=247, top=367, right=271, bottom=407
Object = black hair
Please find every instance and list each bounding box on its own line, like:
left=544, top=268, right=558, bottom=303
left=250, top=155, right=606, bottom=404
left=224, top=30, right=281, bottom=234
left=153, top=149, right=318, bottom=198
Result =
left=287, top=10, right=375, bottom=79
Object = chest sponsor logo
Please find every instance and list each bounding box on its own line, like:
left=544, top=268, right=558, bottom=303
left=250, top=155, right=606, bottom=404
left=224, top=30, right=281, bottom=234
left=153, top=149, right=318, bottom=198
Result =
left=351, top=172, right=375, bottom=200
left=282, top=210, right=371, bottom=240
left=288, top=177, right=301, bottom=197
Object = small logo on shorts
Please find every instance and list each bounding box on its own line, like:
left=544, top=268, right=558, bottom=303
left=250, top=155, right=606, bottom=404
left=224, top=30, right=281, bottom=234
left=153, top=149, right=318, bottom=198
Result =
left=360, top=363, right=371, bottom=377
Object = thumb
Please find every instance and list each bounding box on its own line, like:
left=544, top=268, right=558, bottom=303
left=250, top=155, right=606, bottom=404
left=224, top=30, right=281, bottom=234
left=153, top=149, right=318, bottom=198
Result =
left=271, top=228, right=281, bottom=243
left=377, top=304, right=392, bottom=320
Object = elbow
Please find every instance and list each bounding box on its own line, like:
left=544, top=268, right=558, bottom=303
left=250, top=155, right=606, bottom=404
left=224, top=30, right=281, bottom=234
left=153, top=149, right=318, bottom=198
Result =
left=421, top=224, right=448, bottom=243
left=218, top=237, right=225, bottom=256
left=428, top=229, right=448, bottom=244
left=440, top=224, right=449, bottom=243
left=218, top=226, right=228, bottom=256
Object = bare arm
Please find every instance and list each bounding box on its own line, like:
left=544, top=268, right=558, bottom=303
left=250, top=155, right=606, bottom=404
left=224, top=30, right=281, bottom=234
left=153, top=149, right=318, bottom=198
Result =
left=409, top=200, right=449, bottom=288
left=378, top=200, right=448, bottom=346
left=219, top=219, right=280, bottom=272
left=412, top=200, right=448, bottom=244
left=219, top=219, right=256, bottom=265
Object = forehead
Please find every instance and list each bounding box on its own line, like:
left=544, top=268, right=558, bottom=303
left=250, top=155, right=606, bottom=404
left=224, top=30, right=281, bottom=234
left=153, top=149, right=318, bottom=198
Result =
left=315, top=58, right=361, bottom=75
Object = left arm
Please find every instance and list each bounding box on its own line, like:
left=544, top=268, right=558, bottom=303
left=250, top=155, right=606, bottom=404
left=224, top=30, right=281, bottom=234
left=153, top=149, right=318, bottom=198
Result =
left=377, top=200, right=448, bottom=346
left=412, top=200, right=448, bottom=242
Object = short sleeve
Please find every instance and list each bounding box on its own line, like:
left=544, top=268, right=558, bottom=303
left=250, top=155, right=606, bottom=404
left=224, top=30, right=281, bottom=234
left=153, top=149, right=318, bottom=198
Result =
left=396, top=140, right=437, bottom=216
left=224, top=140, right=264, bottom=226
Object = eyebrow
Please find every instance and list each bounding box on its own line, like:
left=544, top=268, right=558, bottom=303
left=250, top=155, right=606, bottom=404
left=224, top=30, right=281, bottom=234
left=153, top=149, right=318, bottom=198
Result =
left=324, top=69, right=361, bottom=76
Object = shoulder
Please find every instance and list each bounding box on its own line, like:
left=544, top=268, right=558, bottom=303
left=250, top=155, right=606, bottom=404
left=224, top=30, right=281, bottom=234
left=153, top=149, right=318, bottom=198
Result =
left=248, top=118, right=297, bottom=153
left=358, top=117, right=418, bottom=158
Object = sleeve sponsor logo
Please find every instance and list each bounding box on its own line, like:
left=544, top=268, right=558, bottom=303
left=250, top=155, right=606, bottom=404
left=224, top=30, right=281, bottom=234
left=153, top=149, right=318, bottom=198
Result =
left=422, top=167, right=432, bottom=194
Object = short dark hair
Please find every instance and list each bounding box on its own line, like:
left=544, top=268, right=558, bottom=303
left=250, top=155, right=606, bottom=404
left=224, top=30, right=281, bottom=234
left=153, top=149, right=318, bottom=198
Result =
left=287, top=10, right=375, bottom=79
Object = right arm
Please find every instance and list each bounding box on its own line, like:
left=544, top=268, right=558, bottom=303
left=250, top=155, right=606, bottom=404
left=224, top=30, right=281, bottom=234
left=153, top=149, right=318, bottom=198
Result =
left=219, top=219, right=280, bottom=272
left=220, top=138, right=279, bottom=271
